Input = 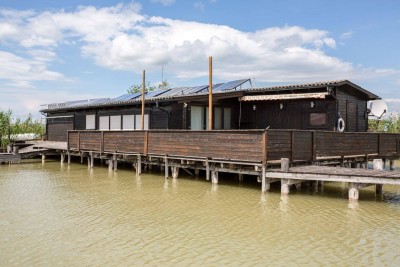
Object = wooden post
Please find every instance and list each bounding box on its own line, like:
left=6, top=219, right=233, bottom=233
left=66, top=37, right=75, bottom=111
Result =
left=374, top=159, right=383, bottom=196
left=364, top=154, right=368, bottom=169
left=41, top=154, right=46, bottom=164
left=172, top=167, right=179, bottom=179
left=206, top=158, right=210, bottom=181
left=61, top=153, right=65, bottom=164
left=90, top=152, right=94, bottom=168
left=312, top=131, right=316, bottom=161
left=208, top=56, right=213, bottom=130
left=261, top=165, right=267, bottom=192
left=281, top=158, right=290, bottom=172
left=137, top=155, right=142, bottom=174
left=87, top=156, right=90, bottom=168
left=164, top=155, right=168, bottom=179
left=141, top=70, right=145, bottom=130
left=108, top=159, right=113, bottom=171
left=390, top=160, right=394, bottom=171
left=281, top=179, right=290, bottom=195
left=67, top=151, right=71, bottom=165
left=349, top=183, right=359, bottom=200
left=113, top=154, right=117, bottom=171
left=211, top=171, right=218, bottom=184
left=238, top=173, right=243, bottom=183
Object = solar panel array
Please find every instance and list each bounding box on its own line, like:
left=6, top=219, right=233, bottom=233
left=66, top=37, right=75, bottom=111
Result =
left=43, top=79, right=251, bottom=110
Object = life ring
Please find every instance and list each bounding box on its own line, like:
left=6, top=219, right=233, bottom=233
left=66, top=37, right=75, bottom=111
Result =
left=337, top=118, right=345, bottom=132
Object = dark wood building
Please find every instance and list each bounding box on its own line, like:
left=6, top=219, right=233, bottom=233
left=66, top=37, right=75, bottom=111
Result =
left=41, top=80, right=380, bottom=142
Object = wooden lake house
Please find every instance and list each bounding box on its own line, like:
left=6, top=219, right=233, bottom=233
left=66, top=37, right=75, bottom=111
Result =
left=41, top=79, right=380, bottom=142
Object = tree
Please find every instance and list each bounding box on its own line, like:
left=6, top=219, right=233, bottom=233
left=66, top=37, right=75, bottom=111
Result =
left=127, top=80, right=172, bottom=94
left=368, top=114, right=400, bottom=133
left=0, top=109, right=12, bottom=149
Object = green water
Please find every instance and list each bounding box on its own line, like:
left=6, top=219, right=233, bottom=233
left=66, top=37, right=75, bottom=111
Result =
left=0, top=161, right=399, bottom=266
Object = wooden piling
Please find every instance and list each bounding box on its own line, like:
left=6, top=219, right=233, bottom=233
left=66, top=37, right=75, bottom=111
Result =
left=211, top=171, right=218, bottom=184
left=137, top=155, right=142, bottom=174
left=113, top=154, right=117, bottom=171
left=67, top=151, right=71, bottom=165
left=164, top=155, right=168, bottom=179
left=373, top=159, right=383, bottom=196
left=349, top=183, right=360, bottom=200
left=172, top=167, right=179, bottom=179
left=390, top=160, right=395, bottom=171
left=42, top=154, right=46, bottom=164
left=261, top=165, right=267, bottom=192
left=281, top=158, right=290, bottom=172
left=206, top=158, right=210, bottom=181
left=281, top=179, right=290, bottom=195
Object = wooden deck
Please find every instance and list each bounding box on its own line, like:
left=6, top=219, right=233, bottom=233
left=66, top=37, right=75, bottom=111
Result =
left=265, top=165, right=400, bottom=185
left=67, top=129, right=400, bottom=163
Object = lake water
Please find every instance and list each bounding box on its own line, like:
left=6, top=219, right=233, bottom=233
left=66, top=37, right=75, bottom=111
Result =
left=1, top=160, right=399, bottom=266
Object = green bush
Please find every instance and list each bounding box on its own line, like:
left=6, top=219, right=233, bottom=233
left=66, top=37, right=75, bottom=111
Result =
left=369, top=114, right=400, bottom=133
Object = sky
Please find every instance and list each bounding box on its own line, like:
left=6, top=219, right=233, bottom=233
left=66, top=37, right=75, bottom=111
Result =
left=0, top=0, right=399, bottom=117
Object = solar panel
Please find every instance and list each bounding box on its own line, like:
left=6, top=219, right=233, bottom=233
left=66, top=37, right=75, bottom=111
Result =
left=87, top=98, right=110, bottom=105
left=157, top=87, right=190, bottom=97
left=110, top=92, right=142, bottom=102
left=145, top=89, right=171, bottom=99
left=182, top=85, right=208, bottom=95
left=213, top=79, right=250, bottom=92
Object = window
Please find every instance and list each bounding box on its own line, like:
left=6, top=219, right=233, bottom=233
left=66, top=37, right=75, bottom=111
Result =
left=191, top=106, right=204, bottom=130
left=223, top=108, right=231, bottom=129
left=86, top=114, right=95, bottom=129
left=135, top=114, right=149, bottom=130
left=110, top=115, right=121, bottom=130
left=123, top=115, right=135, bottom=130
left=99, top=116, right=110, bottom=130
left=214, top=107, right=222, bottom=129
left=309, top=113, right=327, bottom=126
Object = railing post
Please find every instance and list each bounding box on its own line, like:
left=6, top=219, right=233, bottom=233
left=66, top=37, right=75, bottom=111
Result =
left=67, top=131, right=70, bottom=150
left=262, top=131, right=267, bottom=165
left=78, top=131, right=81, bottom=151
left=144, top=131, right=149, bottom=156
left=312, top=131, right=316, bottom=161
left=100, top=131, right=104, bottom=153
left=291, top=131, right=295, bottom=161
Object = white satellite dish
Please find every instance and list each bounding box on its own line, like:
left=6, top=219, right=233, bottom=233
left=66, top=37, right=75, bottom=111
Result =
left=369, top=100, right=388, bottom=119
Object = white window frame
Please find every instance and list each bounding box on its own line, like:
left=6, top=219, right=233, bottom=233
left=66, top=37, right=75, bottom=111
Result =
left=86, top=114, right=95, bottom=130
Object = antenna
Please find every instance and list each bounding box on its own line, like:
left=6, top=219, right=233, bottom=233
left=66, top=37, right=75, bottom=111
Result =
left=369, top=100, right=388, bottom=119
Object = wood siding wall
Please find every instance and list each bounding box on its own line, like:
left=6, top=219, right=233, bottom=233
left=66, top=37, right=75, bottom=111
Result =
left=233, top=100, right=336, bottom=131
left=336, top=85, right=368, bottom=132
left=48, top=123, right=73, bottom=142
left=68, top=130, right=400, bottom=163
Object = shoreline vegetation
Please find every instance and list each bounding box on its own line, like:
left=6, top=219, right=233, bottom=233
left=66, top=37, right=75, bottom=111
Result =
left=0, top=109, right=45, bottom=150
left=0, top=108, right=399, bottom=150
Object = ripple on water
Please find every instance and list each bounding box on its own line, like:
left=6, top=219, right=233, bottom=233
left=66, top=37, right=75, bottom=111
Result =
left=0, top=162, right=399, bottom=265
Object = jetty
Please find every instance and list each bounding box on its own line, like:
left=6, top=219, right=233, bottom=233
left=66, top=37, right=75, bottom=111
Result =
left=46, top=129, right=400, bottom=201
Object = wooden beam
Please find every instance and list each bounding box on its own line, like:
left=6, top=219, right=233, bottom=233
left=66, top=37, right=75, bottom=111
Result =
left=208, top=56, right=213, bottom=130
left=264, top=172, right=400, bottom=185
left=141, top=69, right=145, bottom=130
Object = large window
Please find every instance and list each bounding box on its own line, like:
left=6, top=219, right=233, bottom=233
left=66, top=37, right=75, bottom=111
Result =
left=123, top=115, right=135, bottom=130
left=190, top=106, right=232, bottom=130
left=99, top=116, right=110, bottom=130
left=110, top=115, right=121, bottom=130
left=309, top=113, right=327, bottom=126
left=86, top=114, right=95, bottom=129
left=135, top=114, right=149, bottom=130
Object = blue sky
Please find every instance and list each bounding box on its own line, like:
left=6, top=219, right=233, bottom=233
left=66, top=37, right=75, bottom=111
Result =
left=0, top=0, right=399, bottom=116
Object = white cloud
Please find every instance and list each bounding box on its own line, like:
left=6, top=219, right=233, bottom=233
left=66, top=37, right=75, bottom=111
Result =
left=0, top=3, right=398, bottom=91
left=340, top=31, right=353, bottom=39
left=151, top=0, right=176, bottom=6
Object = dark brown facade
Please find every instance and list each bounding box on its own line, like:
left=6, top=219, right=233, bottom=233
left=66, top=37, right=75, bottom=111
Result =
left=42, top=80, right=379, bottom=142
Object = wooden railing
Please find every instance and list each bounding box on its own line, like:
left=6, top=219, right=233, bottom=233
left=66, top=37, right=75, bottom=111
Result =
left=68, top=130, right=400, bottom=163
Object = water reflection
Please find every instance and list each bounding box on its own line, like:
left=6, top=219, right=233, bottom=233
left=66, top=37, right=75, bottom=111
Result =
left=0, top=162, right=399, bottom=266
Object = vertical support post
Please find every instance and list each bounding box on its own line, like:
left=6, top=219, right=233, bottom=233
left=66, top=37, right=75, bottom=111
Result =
left=312, top=130, right=316, bottom=161
left=261, top=164, right=267, bottom=192
left=108, top=158, right=113, bottom=171
left=364, top=154, right=368, bottom=169
left=77, top=132, right=80, bottom=151
left=373, top=159, right=383, bottom=196
left=87, top=156, right=90, bottom=168
left=90, top=152, right=94, bottom=168
left=195, top=169, right=200, bottom=177
left=137, top=155, right=142, bottom=174
left=67, top=151, right=71, bottom=165
left=349, top=183, right=359, bottom=201
left=291, top=131, right=295, bottom=161
left=211, top=171, right=218, bottom=184
left=61, top=153, right=65, bottom=164
left=143, top=131, right=149, bottom=156
left=172, top=167, right=179, bottom=179
left=41, top=154, right=46, bottom=164
left=281, top=158, right=290, bottom=172
left=208, top=56, right=213, bottom=130
left=238, top=173, right=243, bottom=183
left=164, top=155, right=168, bottom=179
left=389, top=160, right=394, bottom=171
left=113, top=153, right=117, bottom=171
left=141, top=70, right=145, bottom=130
left=206, top=158, right=210, bottom=181
left=100, top=131, right=104, bottom=154
left=281, top=179, right=290, bottom=195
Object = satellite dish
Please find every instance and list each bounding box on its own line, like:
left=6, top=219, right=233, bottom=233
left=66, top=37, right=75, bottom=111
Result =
left=369, top=100, right=388, bottom=119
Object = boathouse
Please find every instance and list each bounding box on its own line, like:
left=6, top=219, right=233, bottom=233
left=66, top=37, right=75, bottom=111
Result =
left=40, top=79, right=379, bottom=142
